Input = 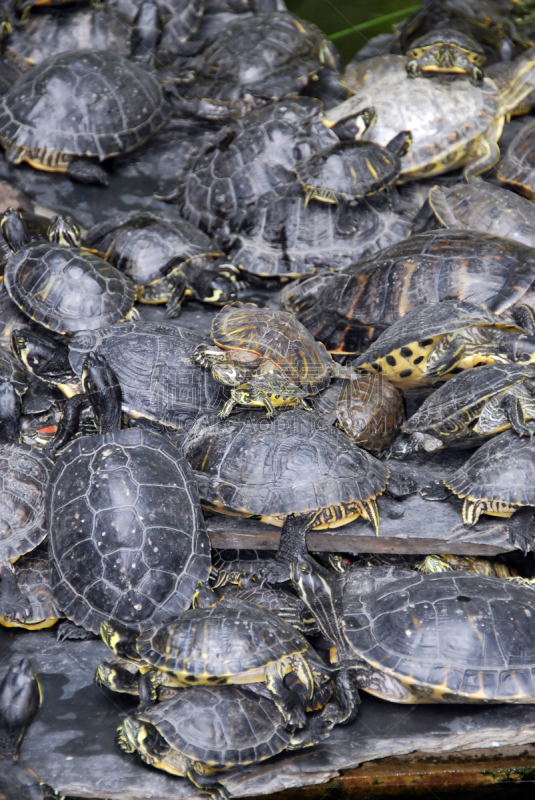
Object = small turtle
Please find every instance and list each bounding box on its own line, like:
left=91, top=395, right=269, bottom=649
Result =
left=389, top=363, right=535, bottom=456
left=83, top=211, right=239, bottom=316
left=426, top=178, right=535, bottom=247
left=218, top=374, right=313, bottom=418
left=326, top=49, right=535, bottom=181
left=314, top=374, right=404, bottom=452
left=405, top=27, right=486, bottom=83
left=496, top=117, right=535, bottom=200
left=116, top=686, right=330, bottom=800
left=294, top=131, right=412, bottom=207
left=291, top=556, right=535, bottom=704
left=0, top=50, right=168, bottom=184
left=2, top=210, right=137, bottom=335
left=192, top=302, right=345, bottom=401
left=351, top=300, right=534, bottom=388
left=278, top=229, right=535, bottom=354
left=99, top=598, right=334, bottom=727
left=422, top=429, right=535, bottom=526
left=184, top=408, right=415, bottom=540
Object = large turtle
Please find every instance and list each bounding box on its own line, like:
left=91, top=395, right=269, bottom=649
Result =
left=0, top=50, right=168, bottom=184
left=278, top=229, right=535, bottom=354
left=324, top=49, right=535, bottom=181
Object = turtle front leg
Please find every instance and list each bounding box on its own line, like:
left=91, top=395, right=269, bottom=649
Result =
left=218, top=397, right=237, bottom=419
left=264, top=660, right=307, bottom=728
left=45, top=394, right=90, bottom=454
left=186, top=764, right=230, bottom=800
left=511, top=304, right=535, bottom=336
left=0, top=381, right=20, bottom=443
left=503, top=394, right=535, bottom=438
left=0, top=562, right=31, bottom=621
left=425, top=334, right=467, bottom=378
left=67, top=157, right=109, bottom=186
left=463, top=124, right=501, bottom=179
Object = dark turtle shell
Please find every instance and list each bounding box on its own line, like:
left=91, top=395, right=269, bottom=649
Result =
left=0, top=50, right=167, bottom=166
left=496, top=117, right=535, bottom=201
left=219, top=194, right=412, bottom=278
left=428, top=179, right=535, bottom=248
left=4, top=242, right=136, bottom=334
left=83, top=211, right=217, bottom=288
left=211, top=302, right=335, bottom=394
left=0, top=443, right=53, bottom=563
left=136, top=598, right=310, bottom=677
left=344, top=571, right=535, bottom=701
left=184, top=409, right=389, bottom=530
left=137, top=685, right=291, bottom=766
left=47, top=428, right=211, bottom=634
left=445, top=429, right=535, bottom=509
left=279, top=229, right=535, bottom=353
left=403, top=363, right=535, bottom=446
left=68, top=321, right=229, bottom=428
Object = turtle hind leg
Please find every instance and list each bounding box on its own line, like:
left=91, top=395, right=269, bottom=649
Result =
left=67, top=158, right=109, bottom=186
left=186, top=765, right=230, bottom=800
left=56, top=621, right=99, bottom=641
left=507, top=507, right=535, bottom=554
left=511, top=304, right=535, bottom=336
left=503, top=394, right=535, bottom=438
left=264, top=661, right=307, bottom=728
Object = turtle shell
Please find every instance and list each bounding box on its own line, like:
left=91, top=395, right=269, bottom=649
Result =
left=325, top=56, right=498, bottom=181
left=429, top=179, right=535, bottom=247
left=4, top=242, right=136, bottom=334
left=445, top=429, right=535, bottom=508
left=220, top=194, right=412, bottom=278
left=68, top=322, right=229, bottom=428
left=138, top=685, right=291, bottom=767
left=83, top=212, right=216, bottom=288
left=344, top=571, right=535, bottom=701
left=211, top=302, right=335, bottom=394
left=47, top=428, right=211, bottom=634
left=0, top=444, right=53, bottom=563
left=184, top=409, right=390, bottom=529
left=403, top=363, right=535, bottom=445
left=136, top=598, right=309, bottom=678
left=496, top=117, right=535, bottom=201
left=0, top=50, right=167, bottom=165
left=279, top=229, right=535, bottom=354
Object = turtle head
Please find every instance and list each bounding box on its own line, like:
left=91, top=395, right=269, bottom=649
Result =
left=100, top=620, right=141, bottom=662
left=47, top=216, right=81, bottom=248
left=210, top=359, right=250, bottom=386
left=11, top=329, right=75, bottom=385
left=0, top=658, right=41, bottom=759
left=202, top=270, right=238, bottom=305
left=118, top=717, right=169, bottom=762
left=229, top=384, right=257, bottom=406
left=1, top=208, right=30, bottom=253
left=325, top=106, right=377, bottom=142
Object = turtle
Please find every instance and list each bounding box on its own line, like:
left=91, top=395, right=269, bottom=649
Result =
left=421, top=428, right=535, bottom=525
left=294, top=131, right=412, bottom=207
left=324, top=48, right=535, bottom=181
left=116, top=685, right=331, bottom=800
left=217, top=193, right=413, bottom=280
left=218, top=374, right=314, bottom=418
left=277, top=229, right=535, bottom=354
left=388, top=362, right=535, bottom=457
left=46, top=359, right=211, bottom=634
left=496, top=116, right=535, bottom=199
left=183, top=408, right=416, bottom=541
left=0, top=551, right=59, bottom=631
left=2, top=209, right=137, bottom=335
left=11, top=321, right=229, bottom=451
left=418, top=552, right=524, bottom=579
left=83, top=211, right=239, bottom=317
left=99, top=598, right=335, bottom=727
left=0, top=443, right=53, bottom=623
left=314, top=374, right=404, bottom=452
left=405, top=27, right=487, bottom=82
left=170, top=13, right=340, bottom=121
left=351, top=300, right=535, bottom=388
left=425, top=178, right=535, bottom=246
left=0, top=49, right=168, bottom=185
left=291, top=555, right=535, bottom=704
left=191, top=302, right=346, bottom=403
left=178, top=97, right=376, bottom=235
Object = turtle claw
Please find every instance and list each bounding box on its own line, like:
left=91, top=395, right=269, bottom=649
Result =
left=420, top=480, right=452, bottom=502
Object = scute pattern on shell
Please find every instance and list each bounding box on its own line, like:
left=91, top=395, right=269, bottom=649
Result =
left=184, top=409, right=389, bottom=520
left=5, top=243, right=136, bottom=334
left=0, top=444, right=53, bottom=562
left=47, top=428, right=211, bottom=634
left=138, top=686, right=291, bottom=766
left=344, top=572, right=535, bottom=700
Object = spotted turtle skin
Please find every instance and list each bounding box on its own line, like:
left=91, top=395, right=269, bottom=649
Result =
left=0, top=50, right=167, bottom=168
left=278, top=229, right=535, bottom=354
left=342, top=571, right=535, bottom=702
left=0, top=444, right=53, bottom=563
left=4, top=241, right=136, bottom=334
left=47, top=428, right=211, bottom=634
left=68, top=322, right=229, bottom=428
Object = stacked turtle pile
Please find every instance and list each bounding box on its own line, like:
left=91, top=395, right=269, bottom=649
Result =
left=7, top=0, right=535, bottom=797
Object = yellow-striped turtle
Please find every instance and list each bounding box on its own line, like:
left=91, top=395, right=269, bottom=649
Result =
left=292, top=556, right=535, bottom=704
left=351, top=300, right=533, bottom=389
left=405, top=28, right=486, bottom=83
